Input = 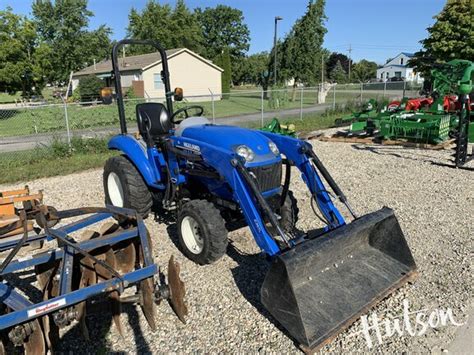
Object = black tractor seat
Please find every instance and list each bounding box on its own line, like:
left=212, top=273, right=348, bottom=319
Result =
left=136, top=102, right=172, bottom=143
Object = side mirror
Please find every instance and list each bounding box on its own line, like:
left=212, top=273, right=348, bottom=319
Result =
left=174, top=87, right=184, bottom=101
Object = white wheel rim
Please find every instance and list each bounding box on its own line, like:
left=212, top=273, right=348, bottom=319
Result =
left=107, top=172, right=124, bottom=207
left=181, top=216, right=204, bottom=254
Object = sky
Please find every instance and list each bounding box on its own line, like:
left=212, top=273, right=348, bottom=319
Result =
left=1, top=0, right=446, bottom=64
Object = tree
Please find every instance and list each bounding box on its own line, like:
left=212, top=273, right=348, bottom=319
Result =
left=326, top=52, right=350, bottom=75
left=233, top=52, right=269, bottom=86
left=195, top=5, right=250, bottom=60
left=31, top=42, right=54, bottom=91
left=32, top=0, right=112, bottom=84
left=78, top=75, right=105, bottom=101
left=352, top=59, right=377, bottom=82
left=278, top=0, right=327, bottom=97
left=0, top=9, right=31, bottom=93
left=215, top=47, right=231, bottom=98
left=409, top=0, right=474, bottom=77
left=128, top=2, right=173, bottom=52
left=127, top=0, right=203, bottom=54
left=170, top=0, right=203, bottom=51
left=0, top=8, right=52, bottom=95
left=329, top=60, right=347, bottom=83
left=81, top=25, right=113, bottom=65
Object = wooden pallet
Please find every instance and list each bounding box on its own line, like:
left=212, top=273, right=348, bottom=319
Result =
left=0, top=186, right=42, bottom=238
left=313, top=135, right=455, bottom=151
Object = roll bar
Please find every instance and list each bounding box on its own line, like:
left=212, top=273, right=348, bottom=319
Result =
left=111, top=39, right=174, bottom=134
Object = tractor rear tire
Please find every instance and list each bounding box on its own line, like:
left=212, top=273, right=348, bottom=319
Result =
left=103, top=156, right=152, bottom=218
left=278, top=190, right=299, bottom=233
left=177, top=200, right=228, bottom=265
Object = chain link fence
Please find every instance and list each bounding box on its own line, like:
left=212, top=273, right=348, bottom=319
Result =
left=0, top=81, right=422, bottom=162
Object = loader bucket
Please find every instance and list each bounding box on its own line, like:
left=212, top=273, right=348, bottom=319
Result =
left=261, top=207, right=417, bottom=351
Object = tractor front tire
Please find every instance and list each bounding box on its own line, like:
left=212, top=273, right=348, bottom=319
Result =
left=103, top=156, right=153, bottom=218
left=279, top=190, right=299, bottom=232
left=177, top=200, right=228, bottom=265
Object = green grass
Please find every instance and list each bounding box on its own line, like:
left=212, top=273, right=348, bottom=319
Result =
left=0, top=88, right=59, bottom=104
left=0, top=137, right=116, bottom=184
left=245, top=109, right=349, bottom=133
left=0, top=108, right=349, bottom=184
left=0, top=90, right=329, bottom=138
left=0, top=152, right=114, bottom=184
left=0, top=92, right=22, bottom=104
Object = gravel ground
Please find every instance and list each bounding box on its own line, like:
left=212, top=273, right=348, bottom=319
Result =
left=1, top=138, right=472, bottom=353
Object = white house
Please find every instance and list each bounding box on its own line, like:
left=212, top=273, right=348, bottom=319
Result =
left=376, top=53, right=423, bottom=83
left=72, top=48, right=223, bottom=100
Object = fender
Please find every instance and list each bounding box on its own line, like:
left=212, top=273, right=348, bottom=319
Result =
left=108, top=135, right=163, bottom=188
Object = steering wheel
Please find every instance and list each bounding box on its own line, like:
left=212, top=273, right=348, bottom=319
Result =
left=171, top=105, right=204, bottom=124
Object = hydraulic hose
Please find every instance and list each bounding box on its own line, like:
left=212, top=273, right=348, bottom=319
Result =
left=302, top=145, right=358, bottom=219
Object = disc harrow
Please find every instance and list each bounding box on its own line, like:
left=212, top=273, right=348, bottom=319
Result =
left=0, top=205, right=187, bottom=354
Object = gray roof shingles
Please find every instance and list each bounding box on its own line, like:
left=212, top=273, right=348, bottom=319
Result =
left=73, top=48, right=183, bottom=77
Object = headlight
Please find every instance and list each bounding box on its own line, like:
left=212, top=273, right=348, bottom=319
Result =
left=268, top=141, right=279, bottom=156
left=235, top=145, right=255, bottom=162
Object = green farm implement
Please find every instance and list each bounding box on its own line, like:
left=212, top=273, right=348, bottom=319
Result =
left=261, top=117, right=297, bottom=137
left=335, top=60, right=473, bottom=150
left=378, top=112, right=451, bottom=144
left=334, top=99, right=379, bottom=128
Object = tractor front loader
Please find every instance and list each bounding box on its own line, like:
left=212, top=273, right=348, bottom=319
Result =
left=103, top=39, right=417, bottom=351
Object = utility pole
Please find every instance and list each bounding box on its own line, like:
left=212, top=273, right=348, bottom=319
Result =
left=122, top=46, right=126, bottom=67
left=321, top=54, right=324, bottom=83
left=273, top=16, right=283, bottom=86
left=348, top=44, right=352, bottom=82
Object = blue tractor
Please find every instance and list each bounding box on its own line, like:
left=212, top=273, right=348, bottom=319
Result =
left=103, top=40, right=417, bottom=350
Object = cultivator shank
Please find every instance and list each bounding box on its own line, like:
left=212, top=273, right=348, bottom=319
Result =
left=0, top=205, right=187, bottom=354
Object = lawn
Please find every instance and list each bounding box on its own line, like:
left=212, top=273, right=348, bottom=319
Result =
left=0, top=137, right=116, bottom=184
left=0, top=87, right=59, bottom=104
left=0, top=92, right=22, bottom=104
left=0, top=110, right=347, bottom=184
left=0, top=88, right=361, bottom=138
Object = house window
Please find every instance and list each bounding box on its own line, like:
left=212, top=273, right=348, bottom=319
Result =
left=134, top=73, right=140, bottom=81
left=380, top=72, right=384, bottom=79
left=386, top=72, right=389, bottom=79
left=394, top=71, right=402, bottom=78
left=154, top=73, right=163, bottom=90
left=400, top=58, right=404, bottom=65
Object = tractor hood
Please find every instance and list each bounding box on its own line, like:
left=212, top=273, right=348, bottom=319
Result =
left=179, top=124, right=279, bottom=163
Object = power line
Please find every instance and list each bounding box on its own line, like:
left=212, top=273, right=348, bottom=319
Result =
left=329, top=43, right=420, bottom=49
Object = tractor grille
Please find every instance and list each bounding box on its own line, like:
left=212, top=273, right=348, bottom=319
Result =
left=248, top=161, right=282, bottom=192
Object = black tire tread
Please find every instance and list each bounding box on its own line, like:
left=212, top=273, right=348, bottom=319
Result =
left=178, top=199, right=228, bottom=264
left=280, top=190, right=299, bottom=232
left=103, top=156, right=152, bottom=217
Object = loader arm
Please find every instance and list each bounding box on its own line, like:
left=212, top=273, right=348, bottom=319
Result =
left=259, top=132, right=347, bottom=228
left=171, top=136, right=282, bottom=255
left=173, top=133, right=348, bottom=256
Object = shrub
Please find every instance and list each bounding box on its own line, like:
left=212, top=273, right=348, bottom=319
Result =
left=268, top=87, right=289, bottom=109
left=215, top=48, right=231, bottom=99
left=78, top=75, right=105, bottom=102
left=70, top=136, right=109, bottom=154
left=124, top=86, right=137, bottom=99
